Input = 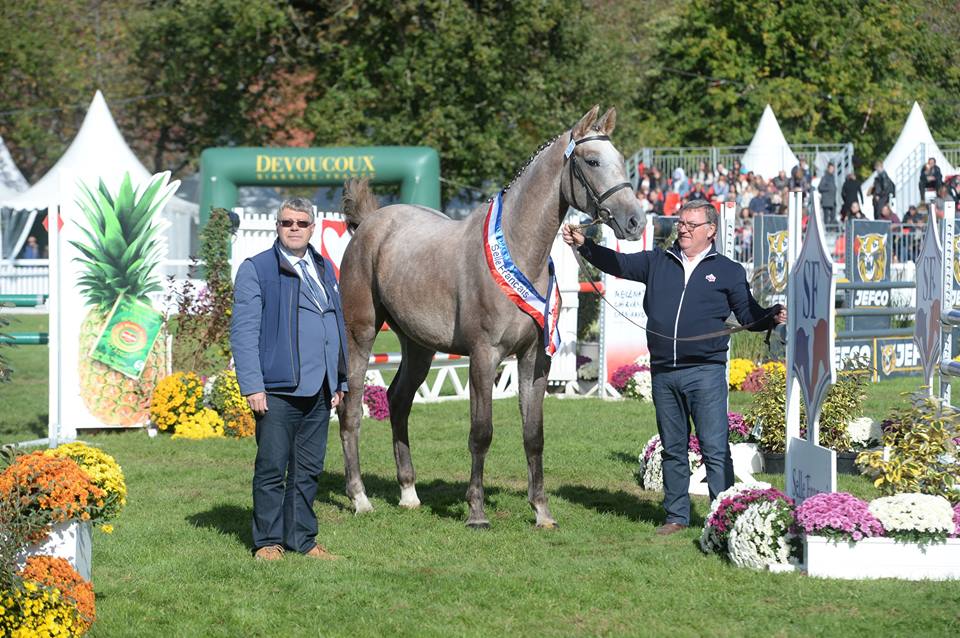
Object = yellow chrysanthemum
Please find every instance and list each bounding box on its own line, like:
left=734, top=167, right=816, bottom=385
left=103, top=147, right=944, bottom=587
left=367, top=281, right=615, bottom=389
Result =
left=44, top=442, right=126, bottom=524
left=149, top=372, right=204, bottom=432
left=728, top=358, right=757, bottom=390
left=171, top=407, right=225, bottom=440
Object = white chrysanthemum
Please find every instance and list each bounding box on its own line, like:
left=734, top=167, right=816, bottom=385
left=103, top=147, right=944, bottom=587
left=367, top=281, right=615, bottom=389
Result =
left=699, top=480, right=773, bottom=553
left=846, top=417, right=881, bottom=447
left=578, top=361, right=599, bottom=381
left=203, top=374, right=218, bottom=403
left=868, top=493, right=954, bottom=534
left=638, top=437, right=702, bottom=491
left=728, top=500, right=795, bottom=570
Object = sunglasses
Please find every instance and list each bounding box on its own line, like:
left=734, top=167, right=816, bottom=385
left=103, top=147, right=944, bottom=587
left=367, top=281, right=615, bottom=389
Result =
left=278, top=219, right=312, bottom=228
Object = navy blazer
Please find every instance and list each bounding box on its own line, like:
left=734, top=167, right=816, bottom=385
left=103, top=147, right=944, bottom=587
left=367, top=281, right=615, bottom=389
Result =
left=231, top=240, right=349, bottom=397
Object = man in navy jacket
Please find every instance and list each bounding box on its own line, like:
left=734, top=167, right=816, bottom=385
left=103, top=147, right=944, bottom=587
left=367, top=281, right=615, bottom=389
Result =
left=231, top=197, right=349, bottom=560
left=563, top=200, right=786, bottom=535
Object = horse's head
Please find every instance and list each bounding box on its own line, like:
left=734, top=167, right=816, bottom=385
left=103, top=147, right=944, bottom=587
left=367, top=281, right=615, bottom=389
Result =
left=562, top=105, right=646, bottom=240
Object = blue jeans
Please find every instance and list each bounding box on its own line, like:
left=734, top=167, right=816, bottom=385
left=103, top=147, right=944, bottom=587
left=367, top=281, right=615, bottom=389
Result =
left=651, top=364, right=733, bottom=525
left=252, top=389, right=330, bottom=553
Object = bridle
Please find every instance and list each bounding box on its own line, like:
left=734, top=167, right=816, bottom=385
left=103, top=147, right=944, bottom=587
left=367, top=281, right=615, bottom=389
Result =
left=563, top=131, right=633, bottom=235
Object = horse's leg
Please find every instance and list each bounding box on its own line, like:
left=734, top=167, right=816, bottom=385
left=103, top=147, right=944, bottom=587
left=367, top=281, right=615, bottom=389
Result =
left=517, top=343, right=557, bottom=528
left=387, top=337, right=435, bottom=508
left=465, top=348, right=498, bottom=528
left=340, top=302, right=384, bottom=515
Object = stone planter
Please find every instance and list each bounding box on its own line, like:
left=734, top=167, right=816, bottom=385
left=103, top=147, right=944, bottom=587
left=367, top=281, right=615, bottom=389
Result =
left=18, top=520, right=92, bottom=581
left=804, top=536, right=960, bottom=581
left=760, top=451, right=785, bottom=474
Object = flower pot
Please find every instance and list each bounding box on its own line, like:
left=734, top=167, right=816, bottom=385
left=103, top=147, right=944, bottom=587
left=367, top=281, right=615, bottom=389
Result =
left=760, top=451, right=784, bottom=474
left=577, top=341, right=599, bottom=364
left=804, top=536, right=960, bottom=580
left=731, top=442, right=762, bottom=482
left=836, top=451, right=860, bottom=476
left=18, top=520, right=92, bottom=581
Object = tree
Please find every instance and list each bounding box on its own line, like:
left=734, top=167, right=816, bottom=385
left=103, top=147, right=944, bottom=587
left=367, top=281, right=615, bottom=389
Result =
left=127, top=0, right=293, bottom=173
left=640, top=0, right=960, bottom=170
left=296, top=0, right=642, bottom=202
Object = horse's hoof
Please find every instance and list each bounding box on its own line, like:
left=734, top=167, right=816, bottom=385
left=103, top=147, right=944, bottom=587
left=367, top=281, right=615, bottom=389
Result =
left=352, top=494, right=374, bottom=514
left=536, top=519, right=559, bottom=530
left=466, top=519, right=491, bottom=530
left=398, top=486, right=421, bottom=509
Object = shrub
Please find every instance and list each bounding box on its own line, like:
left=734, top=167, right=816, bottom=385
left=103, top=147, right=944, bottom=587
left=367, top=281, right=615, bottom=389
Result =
left=744, top=366, right=866, bottom=453
left=856, top=393, right=960, bottom=503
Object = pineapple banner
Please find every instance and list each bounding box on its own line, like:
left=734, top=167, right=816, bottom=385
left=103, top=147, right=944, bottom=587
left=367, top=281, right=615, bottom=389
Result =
left=49, top=171, right=178, bottom=441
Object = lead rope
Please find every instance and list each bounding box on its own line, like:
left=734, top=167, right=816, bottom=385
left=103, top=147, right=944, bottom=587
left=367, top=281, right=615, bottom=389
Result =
left=570, top=243, right=783, bottom=343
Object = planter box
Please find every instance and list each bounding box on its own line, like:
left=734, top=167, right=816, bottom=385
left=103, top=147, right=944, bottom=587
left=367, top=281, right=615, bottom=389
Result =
left=805, top=535, right=960, bottom=581
left=761, top=451, right=861, bottom=476
left=689, top=443, right=762, bottom=495
left=18, top=521, right=92, bottom=581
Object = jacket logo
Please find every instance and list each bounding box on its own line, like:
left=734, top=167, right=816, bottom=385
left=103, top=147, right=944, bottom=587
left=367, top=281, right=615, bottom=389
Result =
left=855, top=233, right=886, bottom=282
left=705, top=274, right=716, bottom=282
left=767, top=231, right=788, bottom=292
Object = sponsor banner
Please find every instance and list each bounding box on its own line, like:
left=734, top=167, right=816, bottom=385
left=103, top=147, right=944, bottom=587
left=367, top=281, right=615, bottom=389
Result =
left=600, top=223, right=653, bottom=386
left=835, top=337, right=922, bottom=382
left=89, top=295, right=164, bottom=379
left=845, top=218, right=892, bottom=332
left=753, top=214, right=788, bottom=308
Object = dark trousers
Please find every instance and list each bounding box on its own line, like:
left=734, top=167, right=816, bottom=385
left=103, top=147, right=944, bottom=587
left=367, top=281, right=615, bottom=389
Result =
left=252, top=388, right=330, bottom=553
left=651, top=364, right=733, bottom=525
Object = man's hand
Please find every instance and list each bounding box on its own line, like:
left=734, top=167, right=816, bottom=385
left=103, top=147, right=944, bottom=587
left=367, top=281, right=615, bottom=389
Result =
left=246, top=392, right=268, bottom=416
left=331, top=390, right=344, bottom=409
left=775, top=306, right=788, bottom=325
left=561, top=223, right=585, bottom=248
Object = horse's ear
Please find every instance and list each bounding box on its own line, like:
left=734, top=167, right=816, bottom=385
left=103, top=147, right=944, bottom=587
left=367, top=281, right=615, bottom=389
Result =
left=597, top=107, right=617, bottom=135
left=572, top=105, right=600, bottom=138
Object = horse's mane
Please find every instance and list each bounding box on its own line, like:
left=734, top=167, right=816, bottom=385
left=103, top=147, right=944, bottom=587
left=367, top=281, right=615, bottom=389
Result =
left=492, top=134, right=561, bottom=202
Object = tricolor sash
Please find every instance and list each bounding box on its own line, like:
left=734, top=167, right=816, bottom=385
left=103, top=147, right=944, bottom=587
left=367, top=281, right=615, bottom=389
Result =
left=483, top=191, right=562, bottom=356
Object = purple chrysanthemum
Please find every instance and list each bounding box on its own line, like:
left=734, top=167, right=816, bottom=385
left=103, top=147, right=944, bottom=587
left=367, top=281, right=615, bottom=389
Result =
left=362, top=384, right=390, bottom=421
left=795, top=492, right=885, bottom=541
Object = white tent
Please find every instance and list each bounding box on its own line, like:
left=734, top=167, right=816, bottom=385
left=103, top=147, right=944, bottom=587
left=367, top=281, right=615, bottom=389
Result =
left=740, top=105, right=800, bottom=181
left=0, top=91, right=197, bottom=261
left=0, top=135, right=28, bottom=201
left=861, top=101, right=956, bottom=217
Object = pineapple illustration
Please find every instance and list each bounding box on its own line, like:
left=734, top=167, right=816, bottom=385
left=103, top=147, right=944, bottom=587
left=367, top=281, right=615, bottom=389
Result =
left=71, top=172, right=175, bottom=426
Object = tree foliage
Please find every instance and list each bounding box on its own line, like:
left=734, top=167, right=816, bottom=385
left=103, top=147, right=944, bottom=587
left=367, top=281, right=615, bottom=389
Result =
left=640, top=0, right=960, bottom=170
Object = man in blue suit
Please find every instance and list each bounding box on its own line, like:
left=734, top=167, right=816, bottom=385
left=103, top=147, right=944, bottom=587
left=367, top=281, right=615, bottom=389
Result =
left=231, top=197, right=348, bottom=561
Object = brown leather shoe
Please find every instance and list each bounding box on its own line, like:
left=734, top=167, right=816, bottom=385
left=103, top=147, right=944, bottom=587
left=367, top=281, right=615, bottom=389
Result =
left=655, top=523, right=688, bottom=536
left=254, top=545, right=285, bottom=561
left=304, top=544, right=339, bottom=560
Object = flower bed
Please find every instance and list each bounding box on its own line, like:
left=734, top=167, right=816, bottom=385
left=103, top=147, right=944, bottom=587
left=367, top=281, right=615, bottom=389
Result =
left=701, top=485, right=960, bottom=580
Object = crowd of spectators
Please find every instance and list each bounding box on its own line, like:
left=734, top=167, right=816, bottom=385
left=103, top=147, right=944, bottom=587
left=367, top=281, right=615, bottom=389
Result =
left=634, top=155, right=960, bottom=265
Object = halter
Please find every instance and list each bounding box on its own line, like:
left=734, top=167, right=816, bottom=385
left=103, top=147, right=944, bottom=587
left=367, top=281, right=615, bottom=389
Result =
left=563, top=132, right=633, bottom=235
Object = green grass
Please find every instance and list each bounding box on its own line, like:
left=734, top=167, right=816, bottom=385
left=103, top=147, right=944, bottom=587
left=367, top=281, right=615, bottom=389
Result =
left=0, top=313, right=48, bottom=441
left=50, top=400, right=960, bottom=637
left=3, top=315, right=957, bottom=636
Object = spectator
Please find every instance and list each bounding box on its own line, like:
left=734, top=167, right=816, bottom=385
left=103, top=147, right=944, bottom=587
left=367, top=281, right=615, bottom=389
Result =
left=688, top=182, right=708, bottom=202
left=934, top=185, right=948, bottom=218
left=649, top=167, right=662, bottom=193
left=672, top=167, right=690, bottom=198
left=817, top=162, right=838, bottom=224
left=715, top=162, right=728, bottom=178
left=840, top=172, right=863, bottom=220
left=694, top=161, right=713, bottom=186
left=20, top=236, right=40, bottom=259
left=869, top=161, right=895, bottom=212
left=772, top=169, right=788, bottom=190
left=900, top=205, right=924, bottom=262
left=788, top=165, right=806, bottom=191
left=877, top=203, right=900, bottom=229
left=712, top=174, right=730, bottom=201
left=748, top=187, right=770, bottom=215
left=948, top=175, right=960, bottom=206
left=919, top=157, right=943, bottom=200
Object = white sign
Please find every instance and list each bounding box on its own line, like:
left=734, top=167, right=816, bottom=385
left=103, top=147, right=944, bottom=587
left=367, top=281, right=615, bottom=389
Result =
left=785, top=191, right=837, bottom=503
left=599, top=222, right=654, bottom=394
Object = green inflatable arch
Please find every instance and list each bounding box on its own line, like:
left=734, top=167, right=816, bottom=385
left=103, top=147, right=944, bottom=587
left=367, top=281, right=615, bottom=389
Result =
left=198, top=146, right=441, bottom=224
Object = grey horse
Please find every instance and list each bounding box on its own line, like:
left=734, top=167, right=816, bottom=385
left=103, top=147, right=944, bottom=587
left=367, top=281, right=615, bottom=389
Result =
left=338, top=105, right=645, bottom=528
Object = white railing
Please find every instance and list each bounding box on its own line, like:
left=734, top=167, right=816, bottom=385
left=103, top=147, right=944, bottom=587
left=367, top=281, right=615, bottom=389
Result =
left=364, top=354, right=519, bottom=402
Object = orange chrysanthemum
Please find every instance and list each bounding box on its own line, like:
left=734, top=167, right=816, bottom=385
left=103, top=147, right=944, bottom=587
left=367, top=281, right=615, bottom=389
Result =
left=19, top=555, right=96, bottom=631
left=0, top=452, right=105, bottom=542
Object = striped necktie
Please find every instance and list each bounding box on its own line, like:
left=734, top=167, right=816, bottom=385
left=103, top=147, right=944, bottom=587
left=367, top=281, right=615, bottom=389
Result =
left=297, top=259, right=328, bottom=310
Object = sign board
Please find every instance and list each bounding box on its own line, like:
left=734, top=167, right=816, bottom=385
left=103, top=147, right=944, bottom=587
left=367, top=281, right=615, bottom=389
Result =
left=753, top=214, right=789, bottom=307
left=836, top=336, right=922, bottom=380
left=599, top=221, right=654, bottom=393
left=50, top=171, right=178, bottom=441
left=786, top=195, right=837, bottom=503
left=914, top=218, right=942, bottom=389
left=845, top=218, right=892, bottom=332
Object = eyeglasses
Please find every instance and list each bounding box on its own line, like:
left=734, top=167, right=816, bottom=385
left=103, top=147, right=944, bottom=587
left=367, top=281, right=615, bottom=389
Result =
left=278, top=219, right=312, bottom=228
left=676, top=219, right=713, bottom=231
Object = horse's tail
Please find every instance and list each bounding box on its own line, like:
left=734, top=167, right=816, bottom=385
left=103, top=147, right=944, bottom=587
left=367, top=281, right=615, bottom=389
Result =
left=341, top=178, right=380, bottom=232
